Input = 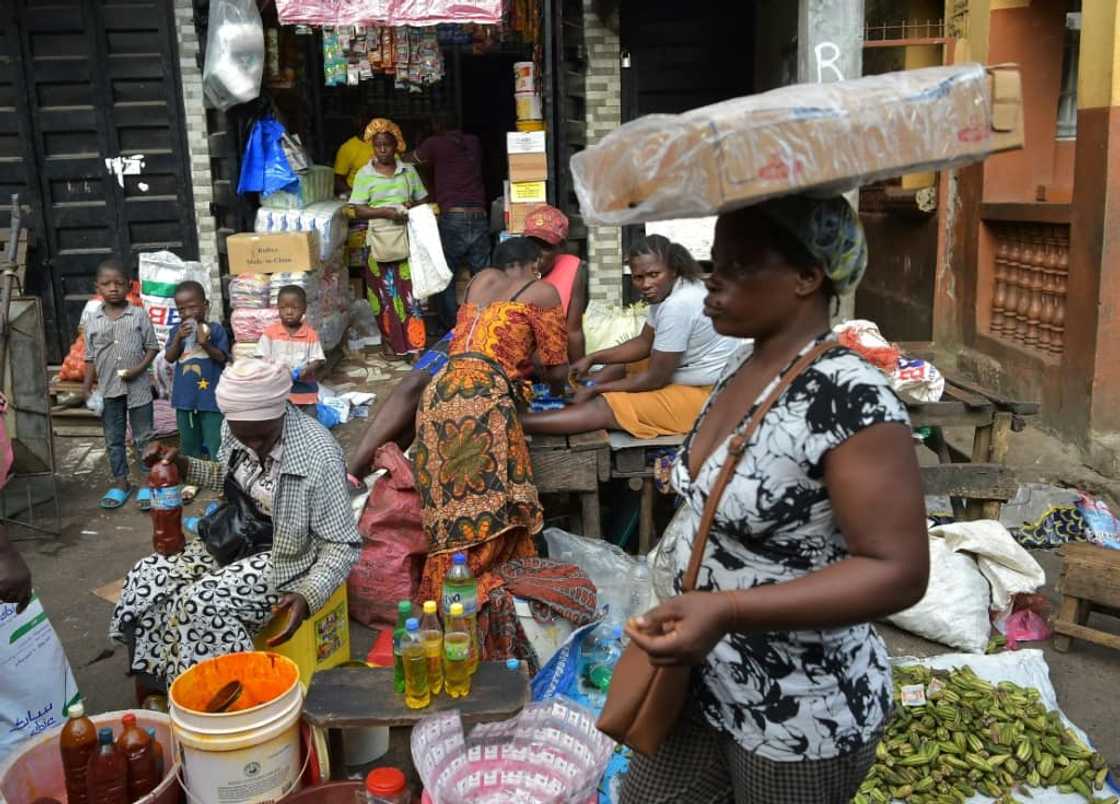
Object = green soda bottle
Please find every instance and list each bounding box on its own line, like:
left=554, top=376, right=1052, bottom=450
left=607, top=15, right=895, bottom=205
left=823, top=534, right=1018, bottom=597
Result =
left=393, top=600, right=413, bottom=694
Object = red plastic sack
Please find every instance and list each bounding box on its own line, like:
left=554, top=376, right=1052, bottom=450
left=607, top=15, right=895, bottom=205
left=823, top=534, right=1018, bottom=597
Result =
left=347, top=443, right=428, bottom=627
left=996, top=593, right=1054, bottom=649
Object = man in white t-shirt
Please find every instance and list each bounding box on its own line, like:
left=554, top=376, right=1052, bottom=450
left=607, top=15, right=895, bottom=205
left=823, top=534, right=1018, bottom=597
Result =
left=522, top=235, right=745, bottom=438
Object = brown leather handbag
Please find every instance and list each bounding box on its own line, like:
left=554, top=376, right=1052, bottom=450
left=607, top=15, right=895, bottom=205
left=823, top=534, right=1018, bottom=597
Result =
left=596, top=341, right=835, bottom=756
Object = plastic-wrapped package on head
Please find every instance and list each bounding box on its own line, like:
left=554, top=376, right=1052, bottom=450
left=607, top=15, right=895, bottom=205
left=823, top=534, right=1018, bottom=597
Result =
left=231, top=308, right=279, bottom=343
left=228, top=273, right=271, bottom=309
left=231, top=340, right=259, bottom=362
left=571, top=64, right=1024, bottom=226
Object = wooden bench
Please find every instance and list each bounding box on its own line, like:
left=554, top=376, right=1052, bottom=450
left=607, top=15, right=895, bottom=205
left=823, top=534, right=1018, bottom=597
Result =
left=607, top=432, right=685, bottom=554
left=302, top=662, right=531, bottom=780
left=527, top=430, right=610, bottom=538
left=1052, top=543, right=1120, bottom=653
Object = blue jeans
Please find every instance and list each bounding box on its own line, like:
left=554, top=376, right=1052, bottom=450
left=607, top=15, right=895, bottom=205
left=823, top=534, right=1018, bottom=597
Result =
left=436, top=210, right=490, bottom=330
left=102, top=396, right=153, bottom=482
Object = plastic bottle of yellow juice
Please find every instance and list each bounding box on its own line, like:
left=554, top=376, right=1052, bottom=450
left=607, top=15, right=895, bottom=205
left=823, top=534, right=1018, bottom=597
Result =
left=420, top=600, right=444, bottom=696
left=401, top=618, right=430, bottom=709
left=443, top=602, right=472, bottom=698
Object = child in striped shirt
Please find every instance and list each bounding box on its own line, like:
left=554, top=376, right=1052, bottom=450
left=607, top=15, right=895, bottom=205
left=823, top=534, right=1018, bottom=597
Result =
left=256, top=285, right=326, bottom=419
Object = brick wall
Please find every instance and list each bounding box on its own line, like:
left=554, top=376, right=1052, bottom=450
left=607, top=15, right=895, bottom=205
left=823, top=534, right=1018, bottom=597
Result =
left=172, top=0, right=222, bottom=305
left=582, top=0, right=623, bottom=305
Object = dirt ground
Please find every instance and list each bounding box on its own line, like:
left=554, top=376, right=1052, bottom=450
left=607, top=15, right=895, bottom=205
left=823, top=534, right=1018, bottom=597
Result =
left=9, top=352, right=1120, bottom=775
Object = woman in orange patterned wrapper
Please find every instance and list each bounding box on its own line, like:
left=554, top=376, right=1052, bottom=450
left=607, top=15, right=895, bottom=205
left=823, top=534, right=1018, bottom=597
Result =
left=413, top=237, right=569, bottom=658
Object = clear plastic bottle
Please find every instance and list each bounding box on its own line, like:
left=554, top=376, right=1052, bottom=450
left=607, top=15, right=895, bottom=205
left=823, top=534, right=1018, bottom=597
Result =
left=442, top=553, right=479, bottom=674
left=443, top=602, right=472, bottom=698
left=582, top=624, right=623, bottom=707
left=420, top=600, right=443, bottom=696
left=59, top=702, right=97, bottom=804
left=401, top=618, right=430, bottom=709
left=392, top=600, right=412, bottom=694
left=115, top=713, right=157, bottom=800
left=626, top=556, right=653, bottom=621
left=85, top=727, right=128, bottom=804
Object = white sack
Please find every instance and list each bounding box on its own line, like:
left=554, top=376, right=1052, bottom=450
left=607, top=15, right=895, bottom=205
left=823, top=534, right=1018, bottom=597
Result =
left=407, top=204, right=453, bottom=300
left=934, top=519, right=1046, bottom=613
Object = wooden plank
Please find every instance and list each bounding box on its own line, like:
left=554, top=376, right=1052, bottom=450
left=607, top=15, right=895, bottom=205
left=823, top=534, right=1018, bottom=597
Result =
left=906, top=405, right=995, bottom=430
left=944, top=372, right=1041, bottom=415
left=1058, top=544, right=1120, bottom=610
left=526, top=433, right=568, bottom=450
left=613, top=447, right=646, bottom=475
left=941, top=384, right=991, bottom=411
left=638, top=477, right=654, bottom=556
left=302, top=663, right=530, bottom=729
left=579, top=490, right=601, bottom=539
left=530, top=449, right=598, bottom=493
left=1050, top=620, right=1120, bottom=653
left=919, top=463, right=1017, bottom=500
left=569, top=429, right=609, bottom=451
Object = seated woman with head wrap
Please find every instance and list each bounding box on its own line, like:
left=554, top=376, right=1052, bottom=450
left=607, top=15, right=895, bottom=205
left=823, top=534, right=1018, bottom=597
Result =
left=110, top=360, right=360, bottom=689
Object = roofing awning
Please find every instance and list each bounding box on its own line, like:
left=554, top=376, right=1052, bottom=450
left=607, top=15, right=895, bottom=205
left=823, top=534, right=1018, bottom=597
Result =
left=276, top=0, right=503, bottom=27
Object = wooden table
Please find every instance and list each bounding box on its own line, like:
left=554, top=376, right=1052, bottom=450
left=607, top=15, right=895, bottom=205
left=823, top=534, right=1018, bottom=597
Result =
left=302, top=662, right=531, bottom=780
left=527, top=430, right=610, bottom=538
left=1052, top=543, right=1120, bottom=653
left=607, top=432, right=685, bottom=555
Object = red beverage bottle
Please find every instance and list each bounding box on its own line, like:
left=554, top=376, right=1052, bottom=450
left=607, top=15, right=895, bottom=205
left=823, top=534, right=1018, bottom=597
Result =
left=59, top=702, right=97, bottom=804
left=148, top=453, right=184, bottom=555
left=115, top=714, right=158, bottom=800
left=86, top=727, right=128, bottom=804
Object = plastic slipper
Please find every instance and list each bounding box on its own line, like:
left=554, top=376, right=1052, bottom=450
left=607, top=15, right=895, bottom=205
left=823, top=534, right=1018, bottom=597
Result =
left=137, top=487, right=152, bottom=511
left=99, top=486, right=133, bottom=510
left=181, top=485, right=198, bottom=504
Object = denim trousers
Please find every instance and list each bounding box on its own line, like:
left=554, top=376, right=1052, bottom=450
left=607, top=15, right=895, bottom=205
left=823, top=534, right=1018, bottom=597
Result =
left=436, top=210, right=490, bottom=330
left=102, top=396, right=153, bottom=481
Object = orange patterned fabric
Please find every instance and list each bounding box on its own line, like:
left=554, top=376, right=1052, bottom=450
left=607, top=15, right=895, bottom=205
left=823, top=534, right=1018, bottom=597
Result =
left=449, top=301, right=567, bottom=380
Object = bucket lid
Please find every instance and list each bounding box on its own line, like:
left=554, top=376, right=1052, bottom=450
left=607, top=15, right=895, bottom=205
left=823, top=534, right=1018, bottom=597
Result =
left=366, top=767, right=406, bottom=794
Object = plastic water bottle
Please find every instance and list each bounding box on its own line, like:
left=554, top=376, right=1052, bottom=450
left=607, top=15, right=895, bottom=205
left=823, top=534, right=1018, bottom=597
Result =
left=443, top=602, right=472, bottom=699
left=420, top=600, right=443, bottom=696
left=582, top=623, right=622, bottom=707
left=401, top=618, right=430, bottom=709
left=442, top=553, right=479, bottom=674
left=626, top=556, right=653, bottom=621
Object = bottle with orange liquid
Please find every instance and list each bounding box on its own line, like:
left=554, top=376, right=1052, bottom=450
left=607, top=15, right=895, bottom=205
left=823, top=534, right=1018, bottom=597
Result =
left=59, top=702, right=97, bottom=804
left=115, top=714, right=158, bottom=800
left=148, top=452, right=184, bottom=556
left=146, top=727, right=165, bottom=781
left=86, top=727, right=128, bottom=804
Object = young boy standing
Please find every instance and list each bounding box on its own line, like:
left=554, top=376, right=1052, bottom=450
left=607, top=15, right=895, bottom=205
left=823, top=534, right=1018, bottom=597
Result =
left=82, top=259, right=159, bottom=510
left=256, top=285, right=325, bottom=418
left=163, top=280, right=229, bottom=461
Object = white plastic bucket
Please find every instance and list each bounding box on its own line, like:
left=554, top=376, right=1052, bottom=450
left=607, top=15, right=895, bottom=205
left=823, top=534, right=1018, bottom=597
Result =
left=169, top=653, right=304, bottom=804
left=514, top=597, right=574, bottom=667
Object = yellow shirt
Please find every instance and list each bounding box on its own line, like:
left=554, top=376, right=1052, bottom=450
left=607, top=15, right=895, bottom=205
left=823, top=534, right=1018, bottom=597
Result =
left=334, top=136, right=374, bottom=188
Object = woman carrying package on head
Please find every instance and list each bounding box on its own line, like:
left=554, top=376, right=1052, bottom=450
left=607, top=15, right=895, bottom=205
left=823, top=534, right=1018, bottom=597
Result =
left=109, top=360, right=360, bottom=691
left=413, top=237, right=568, bottom=660
left=348, top=117, right=430, bottom=359
left=616, top=196, right=928, bottom=804
left=522, top=234, right=741, bottom=438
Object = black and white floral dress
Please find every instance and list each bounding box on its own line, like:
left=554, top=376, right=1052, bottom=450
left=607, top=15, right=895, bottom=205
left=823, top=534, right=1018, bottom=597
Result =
left=669, top=336, right=910, bottom=762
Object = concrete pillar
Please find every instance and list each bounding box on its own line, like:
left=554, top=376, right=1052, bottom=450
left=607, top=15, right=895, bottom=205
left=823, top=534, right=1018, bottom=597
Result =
left=798, top=0, right=864, bottom=321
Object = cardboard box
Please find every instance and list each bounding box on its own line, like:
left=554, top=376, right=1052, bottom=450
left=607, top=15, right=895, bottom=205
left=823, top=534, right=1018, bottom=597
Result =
left=509, top=152, right=548, bottom=183
left=571, top=64, right=1025, bottom=226
left=227, top=232, right=320, bottom=275
left=509, top=180, right=547, bottom=204
left=507, top=130, right=546, bottom=154
left=507, top=203, right=538, bottom=234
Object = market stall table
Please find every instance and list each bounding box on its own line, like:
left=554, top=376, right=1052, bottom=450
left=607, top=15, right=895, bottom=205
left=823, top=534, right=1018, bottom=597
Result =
left=302, top=662, right=531, bottom=781
left=526, top=430, right=610, bottom=538
left=1052, top=542, right=1120, bottom=654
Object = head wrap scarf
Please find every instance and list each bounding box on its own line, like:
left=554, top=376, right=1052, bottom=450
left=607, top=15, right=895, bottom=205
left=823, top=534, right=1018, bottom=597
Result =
left=522, top=205, right=570, bottom=246
left=362, top=118, right=406, bottom=153
left=216, top=359, right=292, bottom=422
left=758, top=195, right=868, bottom=296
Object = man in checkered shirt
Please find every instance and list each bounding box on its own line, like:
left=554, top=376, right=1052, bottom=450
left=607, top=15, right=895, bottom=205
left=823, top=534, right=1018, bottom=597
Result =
left=110, top=360, right=360, bottom=686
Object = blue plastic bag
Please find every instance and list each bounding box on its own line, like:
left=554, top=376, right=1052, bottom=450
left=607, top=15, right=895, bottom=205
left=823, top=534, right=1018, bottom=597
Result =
left=238, top=115, right=298, bottom=196
left=315, top=402, right=342, bottom=429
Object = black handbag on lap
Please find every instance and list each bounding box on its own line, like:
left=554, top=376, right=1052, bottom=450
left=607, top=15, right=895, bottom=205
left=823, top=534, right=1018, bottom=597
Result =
left=199, top=451, right=274, bottom=566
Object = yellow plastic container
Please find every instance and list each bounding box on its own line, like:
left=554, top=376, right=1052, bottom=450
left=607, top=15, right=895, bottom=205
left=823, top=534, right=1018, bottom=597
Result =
left=254, top=584, right=350, bottom=684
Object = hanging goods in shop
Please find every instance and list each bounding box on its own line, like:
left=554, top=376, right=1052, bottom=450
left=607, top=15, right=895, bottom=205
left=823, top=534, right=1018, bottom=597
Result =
left=573, top=64, right=1024, bottom=226
left=513, top=61, right=535, bottom=92
left=202, top=0, right=265, bottom=111
left=514, top=91, right=542, bottom=121
left=238, top=115, right=300, bottom=197
left=276, top=0, right=502, bottom=27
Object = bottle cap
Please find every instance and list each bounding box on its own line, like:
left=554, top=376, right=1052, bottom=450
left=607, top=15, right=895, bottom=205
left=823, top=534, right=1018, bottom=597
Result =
left=452, top=552, right=466, bottom=565
left=506, top=659, right=520, bottom=670
left=450, top=602, right=464, bottom=616
left=405, top=617, right=419, bottom=631
left=366, top=767, right=407, bottom=795
left=397, top=600, right=412, bottom=614
left=98, top=728, right=114, bottom=744
left=121, top=713, right=136, bottom=727
left=423, top=600, right=438, bottom=615
left=612, top=625, right=623, bottom=640
left=67, top=702, right=85, bottom=718
left=146, top=727, right=157, bottom=737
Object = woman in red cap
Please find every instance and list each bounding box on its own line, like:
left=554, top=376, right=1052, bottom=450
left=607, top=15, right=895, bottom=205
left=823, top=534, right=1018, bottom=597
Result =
left=522, top=204, right=589, bottom=362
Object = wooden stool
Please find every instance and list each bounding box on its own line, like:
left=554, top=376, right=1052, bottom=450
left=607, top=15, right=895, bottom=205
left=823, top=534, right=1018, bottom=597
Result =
left=1052, top=543, right=1120, bottom=653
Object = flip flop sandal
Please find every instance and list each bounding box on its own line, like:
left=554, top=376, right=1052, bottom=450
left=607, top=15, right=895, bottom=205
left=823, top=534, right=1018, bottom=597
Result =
left=182, top=485, right=199, bottom=504
left=136, top=487, right=153, bottom=512
left=99, top=486, right=133, bottom=510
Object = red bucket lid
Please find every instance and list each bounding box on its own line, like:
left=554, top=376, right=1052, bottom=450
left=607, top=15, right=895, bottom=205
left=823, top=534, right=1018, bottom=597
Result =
left=366, top=767, right=407, bottom=795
